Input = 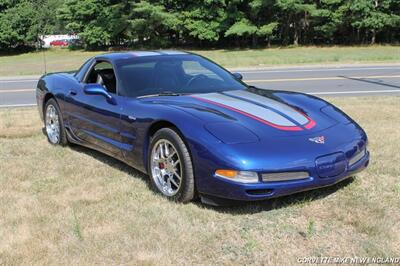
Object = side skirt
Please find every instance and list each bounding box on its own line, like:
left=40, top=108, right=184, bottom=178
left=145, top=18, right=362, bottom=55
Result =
left=65, top=126, right=149, bottom=176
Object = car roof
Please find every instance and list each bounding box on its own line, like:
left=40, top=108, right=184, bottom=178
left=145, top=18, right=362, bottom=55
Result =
left=95, top=50, right=191, bottom=62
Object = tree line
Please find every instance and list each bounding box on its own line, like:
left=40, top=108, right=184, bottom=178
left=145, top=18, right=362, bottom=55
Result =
left=1, top=0, right=399, bottom=51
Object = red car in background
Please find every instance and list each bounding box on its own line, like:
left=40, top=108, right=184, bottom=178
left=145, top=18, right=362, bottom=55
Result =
left=50, top=39, right=69, bottom=47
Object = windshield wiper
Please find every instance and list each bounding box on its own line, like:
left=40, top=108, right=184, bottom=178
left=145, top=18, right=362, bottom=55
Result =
left=137, top=91, right=186, bottom=99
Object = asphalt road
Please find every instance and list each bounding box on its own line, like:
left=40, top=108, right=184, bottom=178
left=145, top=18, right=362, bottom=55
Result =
left=1, top=64, right=399, bottom=107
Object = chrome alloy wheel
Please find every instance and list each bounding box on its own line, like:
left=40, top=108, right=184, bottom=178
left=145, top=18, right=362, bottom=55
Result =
left=150, top=139, right=183, bottom=196
left=45, top=104, right=60, bottom=144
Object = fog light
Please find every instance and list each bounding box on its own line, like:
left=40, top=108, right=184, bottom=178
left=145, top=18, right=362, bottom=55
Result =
left=215, top=170, right=259, bottom=183
left=349, top=148, right=367, bottom=166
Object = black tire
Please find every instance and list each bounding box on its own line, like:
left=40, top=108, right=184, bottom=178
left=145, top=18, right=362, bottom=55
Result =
left=44, top=98, right=68, bottom=146
left=148, top=128, right=195, bottom=203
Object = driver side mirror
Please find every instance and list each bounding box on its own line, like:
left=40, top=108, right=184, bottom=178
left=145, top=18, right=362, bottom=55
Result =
left=83, top=84, right=117, bottom=105
left=232, top=72, right=243, bottom=80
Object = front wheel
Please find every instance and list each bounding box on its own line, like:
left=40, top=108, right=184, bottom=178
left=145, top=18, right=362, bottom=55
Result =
left=44, top=98, right=68, bottom=146
left=148, top=128, right=195, bottom=202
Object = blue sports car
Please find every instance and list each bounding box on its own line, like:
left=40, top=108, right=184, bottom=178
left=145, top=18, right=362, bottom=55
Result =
left=36, top=51, right=369, bottom=204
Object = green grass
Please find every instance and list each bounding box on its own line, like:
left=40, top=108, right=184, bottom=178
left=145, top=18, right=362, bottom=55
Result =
left=0, top=97, right=399, bottom=265
left=0, top=45, right=399, bottom=76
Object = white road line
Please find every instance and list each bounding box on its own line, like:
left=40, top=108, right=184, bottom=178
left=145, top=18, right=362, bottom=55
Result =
left=2, top=73, right=400, bottom=92
left=310, top=89, right=400, bottom=95
left=0, top=103, right=36, bottom=108
left=2, top=89, right=400, bottom=108
left=0, top=79, right=38, bottom=83
left=240, top=67, right=400, bottom=74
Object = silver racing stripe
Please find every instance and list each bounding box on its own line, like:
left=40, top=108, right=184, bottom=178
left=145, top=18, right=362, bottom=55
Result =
left=194, top=93, right=296, bottom=127
left=224, top=90, right=309, bottom=125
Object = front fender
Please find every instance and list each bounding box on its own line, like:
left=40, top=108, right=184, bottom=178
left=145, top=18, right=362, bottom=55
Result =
left=36, top=73, right=75, bottom=121
left=120, top=100, right=222, bottom=173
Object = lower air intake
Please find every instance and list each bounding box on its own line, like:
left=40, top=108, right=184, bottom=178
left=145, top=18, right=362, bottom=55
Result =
left=261, top=172, right=309, bottom=182
left=246, top=189, right=274, bottom=195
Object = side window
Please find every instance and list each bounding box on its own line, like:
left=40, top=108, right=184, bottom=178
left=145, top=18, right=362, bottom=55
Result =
left=85, top=61, right=117, bottom=94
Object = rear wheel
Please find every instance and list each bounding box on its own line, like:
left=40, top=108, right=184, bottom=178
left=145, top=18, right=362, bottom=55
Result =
left=148, top=128, right=195, bottom=202
left=44, top=98, right=68, bottom=146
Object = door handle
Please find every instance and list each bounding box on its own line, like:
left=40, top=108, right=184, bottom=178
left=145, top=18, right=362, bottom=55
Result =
left=69, top=89, right=77, bottom=96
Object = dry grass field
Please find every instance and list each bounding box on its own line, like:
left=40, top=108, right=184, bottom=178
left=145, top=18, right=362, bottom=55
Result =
left=0, top=97, right=399, bottom=265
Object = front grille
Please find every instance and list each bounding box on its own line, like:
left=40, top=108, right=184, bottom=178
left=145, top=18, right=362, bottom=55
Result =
left=261, top=171, right=309, bottom=182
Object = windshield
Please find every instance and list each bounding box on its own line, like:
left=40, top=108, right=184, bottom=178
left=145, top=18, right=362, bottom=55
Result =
left=115, top=54, right=246, bottom=97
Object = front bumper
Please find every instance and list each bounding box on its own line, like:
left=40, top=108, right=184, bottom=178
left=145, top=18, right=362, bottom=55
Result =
left=199, top=151, right=369, bottom=201
left=36, top=88, right=45, bottom=122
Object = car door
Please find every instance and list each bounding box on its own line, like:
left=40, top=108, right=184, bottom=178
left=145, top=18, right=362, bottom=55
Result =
left=65, top=59, right=123, bottom=156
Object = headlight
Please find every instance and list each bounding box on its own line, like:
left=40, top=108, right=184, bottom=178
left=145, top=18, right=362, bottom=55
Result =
left=321, top=105, right=352, bottom=124
left=204, top=123, right=259, bottom=144
left=215, top=170, right=259, bottom=183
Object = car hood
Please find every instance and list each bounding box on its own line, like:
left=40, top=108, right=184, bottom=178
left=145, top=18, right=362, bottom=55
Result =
left=143, top=88, right=360, bottom=142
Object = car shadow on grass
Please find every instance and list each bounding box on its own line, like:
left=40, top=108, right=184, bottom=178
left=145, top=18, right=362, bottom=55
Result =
left=67, top=139, right=355, bottom=214
left=200, top=177, right=355, bottom=214
left=69, top=144, right=150, bottom=185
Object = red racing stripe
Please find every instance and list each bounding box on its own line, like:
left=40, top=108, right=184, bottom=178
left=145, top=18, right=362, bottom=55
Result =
left=304, top=119, right=316, bottom=129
